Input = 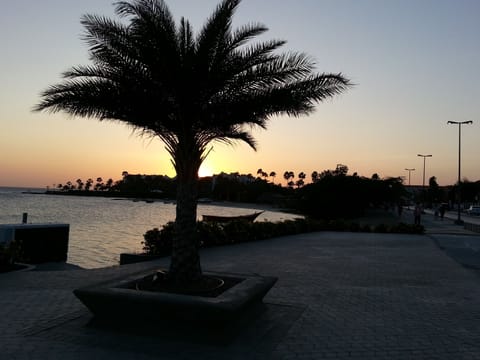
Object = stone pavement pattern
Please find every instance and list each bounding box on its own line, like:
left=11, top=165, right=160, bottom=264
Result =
left=1, top=219, right=480, bottom=359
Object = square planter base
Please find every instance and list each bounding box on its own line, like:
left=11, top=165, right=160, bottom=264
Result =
left=74, top=269, right=277, bottom=324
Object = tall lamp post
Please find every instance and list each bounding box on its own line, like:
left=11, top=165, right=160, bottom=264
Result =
left=417, top=154, right=432, bottom=188
left=405, top=168, right=415, bottom=186
left=417, top=154, right=432, bottom=204
left=447, top=120, right=473, bottom=225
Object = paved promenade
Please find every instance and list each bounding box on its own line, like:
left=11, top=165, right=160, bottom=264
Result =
left=1, top=212, right=480, bottom=359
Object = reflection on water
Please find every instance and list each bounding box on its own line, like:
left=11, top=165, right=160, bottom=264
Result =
left=0, top=188, right=299, bottom=269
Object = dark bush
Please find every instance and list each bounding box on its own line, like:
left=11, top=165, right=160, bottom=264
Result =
left=142, top=224, right=174, bottom=256
left=142, top=218, right=424, bottom=256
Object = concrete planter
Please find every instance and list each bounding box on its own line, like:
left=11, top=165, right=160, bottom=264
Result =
left=73, top=270, right=277, bottom=324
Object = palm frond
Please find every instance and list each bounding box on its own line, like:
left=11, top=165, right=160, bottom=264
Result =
left=226, top=23, right=268, bottom=51
left=35, top=0, right=351, bottom=164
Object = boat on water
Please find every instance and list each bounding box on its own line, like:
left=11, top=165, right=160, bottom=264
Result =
left=202, top=211, right=264, bottom=223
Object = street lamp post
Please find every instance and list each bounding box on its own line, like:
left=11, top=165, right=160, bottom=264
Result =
left=405, top=168, right=415, bottom=186
left=417, top=154, right=432, bottom=204
left=417, top=154, right=432, bottom=188
left=447, top=120, right=473, bottom=225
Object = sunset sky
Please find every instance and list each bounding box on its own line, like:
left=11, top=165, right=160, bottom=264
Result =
left=1, top=0, right=479, bottom=188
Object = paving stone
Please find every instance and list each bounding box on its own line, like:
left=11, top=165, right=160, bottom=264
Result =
left=1, top=219, right=480, bottom=359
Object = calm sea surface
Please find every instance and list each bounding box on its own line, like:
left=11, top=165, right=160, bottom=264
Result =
left=0, top=187, right=298, bottom=269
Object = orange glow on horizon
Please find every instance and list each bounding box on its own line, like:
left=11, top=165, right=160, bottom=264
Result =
left=198, top=163, right=214, bottom=178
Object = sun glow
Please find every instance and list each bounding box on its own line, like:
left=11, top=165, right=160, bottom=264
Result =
left=198, top=164, right=214, bottom=178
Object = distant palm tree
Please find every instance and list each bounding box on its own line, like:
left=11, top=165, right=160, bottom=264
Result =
left=95, top=177, right=104, bottom=191
left=297, top=172, right=306, bottom=188
left=283, top=171, right=295, bottom=187
left=85, top=178, right=94, bottom=191
left=76, top=178, right=84, bottom=190
left=66, top=181, right=73, bottom=190
left=34, top=0, right=350, bottom=284
left=105, top=178, right=114, bottom=190
left=269, top=171, right=276, bottom=184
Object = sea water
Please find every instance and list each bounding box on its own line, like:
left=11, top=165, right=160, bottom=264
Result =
left=0, top=187, right=298, bottom=268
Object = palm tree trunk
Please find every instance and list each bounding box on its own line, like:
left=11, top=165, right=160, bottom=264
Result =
left=169, top=151, right=203, bottom=284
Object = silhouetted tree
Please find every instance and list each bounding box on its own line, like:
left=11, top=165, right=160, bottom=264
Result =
left=296, top=172, right=306, bottom=188
left=269, top=171, right=276, bottom=184
left=85, top=178, right=93, bottom=191
left=334, top=164, right=348, bottom=176
left=318, top=169, right=334, bottom=180
left=298, top=174, right=405, bottom=219
left=283, top=171, right=295, bottom=187
left=76, top=179, right=84, bottom=190
left=35, top=0, right=350, bottom=284
left=105, top=178, right=114, bottom=191
left=94, top=177, right=104, bottom=191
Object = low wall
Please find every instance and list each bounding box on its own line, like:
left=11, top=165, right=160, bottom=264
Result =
left=0, top=224, right=69, bottom=264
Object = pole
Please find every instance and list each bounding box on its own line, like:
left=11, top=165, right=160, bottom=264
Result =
left=423, top=158, right=426, bottom=187
left=417, top=154, right=432, bottom=203
left=405, top=168, right=415, bottom=186
left=447, top=120, right=473, bottom=225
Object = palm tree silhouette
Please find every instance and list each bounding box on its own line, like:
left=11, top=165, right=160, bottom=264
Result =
left=34, top=0, right=350, bottom=284
left=297, top=172, right=306, bottom=188
left=269, top=171, right=276, bottom=184
left=85, top=178, right=93, bottom=191
left=283, top=171, right=295, bottom=187
left=76, top=178, right=84, bottom=190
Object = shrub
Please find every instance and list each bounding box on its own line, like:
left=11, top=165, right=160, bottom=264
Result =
left=142, top=224, right=174, bottom=256
left=142, top=217, right=424, bottom=256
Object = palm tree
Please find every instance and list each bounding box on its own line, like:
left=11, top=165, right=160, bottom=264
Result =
left=34, top=0, right=350, bottom=285
left=105, top=178, right=114, bottom=190
left=95, top=177, right=104, bottom=191
left=76, top=178, right=84, bottom=190
left=85, top=178, right=94, bottom=191
left=283, top=171, right=295, bottom=188
left=297, top=172, right=306, bottom=188
left=269, top=171, right=276, bottom=184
